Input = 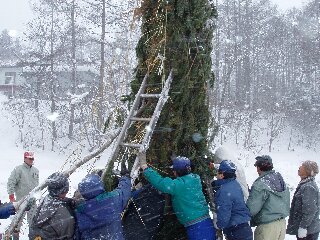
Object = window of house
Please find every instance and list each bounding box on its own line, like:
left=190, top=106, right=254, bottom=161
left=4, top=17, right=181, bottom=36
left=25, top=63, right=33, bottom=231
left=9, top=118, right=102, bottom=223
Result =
left=5, top=72, right=16, bottom=84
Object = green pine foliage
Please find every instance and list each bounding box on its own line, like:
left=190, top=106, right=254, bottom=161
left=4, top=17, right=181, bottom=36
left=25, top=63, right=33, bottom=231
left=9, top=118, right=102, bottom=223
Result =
left=129, top=1, right=217, bottom=238
left=132, top=0, right=217, bottom=176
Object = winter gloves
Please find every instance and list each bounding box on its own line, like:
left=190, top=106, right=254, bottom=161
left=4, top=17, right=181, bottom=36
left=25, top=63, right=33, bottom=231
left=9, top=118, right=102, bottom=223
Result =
left=5, top=197, right=35, bottom=213
left=212, top=212, right=218, bottom=229
left=120, top=168, right=131, bottom=177
left=138, top=152, right=148, bottom=170
left=9, top=194, right=15, bottom=202
left=25, top=197, right=36, bottom=211
left=298, top=228, right=307, bottom=238
left=12, top=202, right=19, bottom=212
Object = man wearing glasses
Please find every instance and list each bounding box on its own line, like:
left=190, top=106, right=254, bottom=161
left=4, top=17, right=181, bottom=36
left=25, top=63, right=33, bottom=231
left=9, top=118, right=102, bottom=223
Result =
left=7, top=151, right=39, bottom=239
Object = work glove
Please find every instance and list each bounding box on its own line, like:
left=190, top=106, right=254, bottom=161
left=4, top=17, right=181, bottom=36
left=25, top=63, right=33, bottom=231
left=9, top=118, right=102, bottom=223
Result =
left=120, top=168, right=131, bottom=177
left=212, top=212, right=218, bottom=229
left=12, top=202, right=19, bottom=212
left=138, top=152, right=147, bottom=169
left=25, top=197, right=36, bottom=211
left=64, top=197, right=77, bottom=210
left=297, top=228, right=307, bottom=238
left=9, top=194, right=15, bottom=202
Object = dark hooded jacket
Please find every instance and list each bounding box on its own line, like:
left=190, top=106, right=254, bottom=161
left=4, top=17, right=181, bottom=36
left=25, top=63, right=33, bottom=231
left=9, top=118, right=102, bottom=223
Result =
left=287, top=176, right=320, bottom=235
left=247, top=170, right=290, bottom=226
left=29, top=195, right=75, bottom=240
left=76, top=174, right=131, bottom=240
left=123, top=184, right=165, bottom=239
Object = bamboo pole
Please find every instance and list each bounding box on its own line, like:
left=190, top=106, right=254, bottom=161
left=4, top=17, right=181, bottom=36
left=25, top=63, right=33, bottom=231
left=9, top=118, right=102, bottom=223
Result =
left=5, top=128, right=121, bottom=236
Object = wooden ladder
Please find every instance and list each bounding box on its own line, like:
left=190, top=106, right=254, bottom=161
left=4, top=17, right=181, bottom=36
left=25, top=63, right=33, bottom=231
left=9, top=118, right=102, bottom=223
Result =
left=101, top=70, right=173, bottom=180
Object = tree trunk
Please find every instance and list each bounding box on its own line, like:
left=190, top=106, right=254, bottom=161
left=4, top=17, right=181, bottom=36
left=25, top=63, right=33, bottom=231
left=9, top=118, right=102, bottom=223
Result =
left=97, top=0, right=106, bottom=131
left=69, top=0, right=77, bottom=139
left=50, top=0, right=57, bottom=150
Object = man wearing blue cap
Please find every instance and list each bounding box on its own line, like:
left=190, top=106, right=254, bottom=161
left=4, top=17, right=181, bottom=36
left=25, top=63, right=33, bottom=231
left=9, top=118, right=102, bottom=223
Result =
left=139, top=152, right=216, bottom=240
left=247, top=155, right=290, bottom=240
left=212, top=160, right=252, bottom=240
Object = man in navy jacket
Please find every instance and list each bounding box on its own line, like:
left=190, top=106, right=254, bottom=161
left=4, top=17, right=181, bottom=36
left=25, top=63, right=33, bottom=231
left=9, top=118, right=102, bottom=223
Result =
left=0, top=202, right=16, bottom=219
left=76, top=173, right=131, bottom=240
left=212, top=160, right=252, bottom=240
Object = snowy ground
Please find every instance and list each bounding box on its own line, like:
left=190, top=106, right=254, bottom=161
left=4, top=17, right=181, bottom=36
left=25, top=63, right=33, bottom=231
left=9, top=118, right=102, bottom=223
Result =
left=0, top=94, right=319, bottom=239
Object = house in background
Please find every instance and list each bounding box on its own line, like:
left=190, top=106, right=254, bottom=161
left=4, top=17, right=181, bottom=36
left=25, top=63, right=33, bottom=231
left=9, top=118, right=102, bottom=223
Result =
left=0, top=64, right=26, bottom=97
left=0, top=64, right=99, bottom=99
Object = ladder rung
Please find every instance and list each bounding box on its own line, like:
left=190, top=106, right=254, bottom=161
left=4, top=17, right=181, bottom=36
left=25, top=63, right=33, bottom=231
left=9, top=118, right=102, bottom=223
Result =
left=130, top=117, right=151, bottom=122
left=121, top=143, right=142, bottom=148
left=140, top=94, right=161, bottom=98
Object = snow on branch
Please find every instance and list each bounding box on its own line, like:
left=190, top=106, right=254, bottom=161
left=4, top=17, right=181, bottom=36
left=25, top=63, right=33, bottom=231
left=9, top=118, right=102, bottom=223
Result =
left=5, top=128, right=121, bottom=236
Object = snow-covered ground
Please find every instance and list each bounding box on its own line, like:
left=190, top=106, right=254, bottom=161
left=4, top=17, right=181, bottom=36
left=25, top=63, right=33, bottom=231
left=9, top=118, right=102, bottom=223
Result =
left=0, top=94, right=319, bottom=239
left=224, top=147, right=320, bottom=240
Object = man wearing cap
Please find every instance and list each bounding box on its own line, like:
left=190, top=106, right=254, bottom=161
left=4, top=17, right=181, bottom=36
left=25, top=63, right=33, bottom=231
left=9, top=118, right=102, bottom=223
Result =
left=7, top=151, right=39, bottom=239
left=7, top=151, right=39, bottom=202
left=139, top=152, right=216, bottom=240
left=212, top=160, right=252, bottom=240
left=247, top=155, right=290, bottom=240
left=29, top=172, right=75, bottom=239
left=213, top=146, right=249, bottom=201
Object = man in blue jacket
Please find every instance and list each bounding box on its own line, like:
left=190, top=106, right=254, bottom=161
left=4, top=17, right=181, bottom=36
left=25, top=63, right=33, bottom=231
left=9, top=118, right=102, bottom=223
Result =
left=139, top=152, right=215, bottom=240
left=212, top=160, right=252, bottom=240
left=0, top=201, right=16, bottom=219
left=76, top=172, right=131, bottom=240
left=0, top=202, right=16, bottom=240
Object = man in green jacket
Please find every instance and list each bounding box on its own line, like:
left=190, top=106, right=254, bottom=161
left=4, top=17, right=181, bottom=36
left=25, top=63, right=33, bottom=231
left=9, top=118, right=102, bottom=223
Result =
left=7, top=151, right=39, bottom=239
left=139, top=152, right=215, bottom=240
left=247, top=155, right=290, bottom=240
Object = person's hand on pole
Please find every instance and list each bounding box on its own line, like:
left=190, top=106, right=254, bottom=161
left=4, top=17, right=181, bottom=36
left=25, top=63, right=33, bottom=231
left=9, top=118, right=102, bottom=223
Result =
left=138, top=152, right=148, bottom=170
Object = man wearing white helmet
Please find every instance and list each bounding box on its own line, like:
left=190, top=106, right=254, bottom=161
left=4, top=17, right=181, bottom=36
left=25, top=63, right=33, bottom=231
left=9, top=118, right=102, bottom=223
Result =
left=7, top=151, right=39, bottom=239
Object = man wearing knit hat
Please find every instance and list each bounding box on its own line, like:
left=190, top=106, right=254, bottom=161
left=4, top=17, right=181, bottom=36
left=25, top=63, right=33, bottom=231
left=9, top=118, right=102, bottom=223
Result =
left=29, top=172, right=75, bottom=240
left=287, top=160, right=320, bottom=240
left=247, top=155, right=290, bottom=240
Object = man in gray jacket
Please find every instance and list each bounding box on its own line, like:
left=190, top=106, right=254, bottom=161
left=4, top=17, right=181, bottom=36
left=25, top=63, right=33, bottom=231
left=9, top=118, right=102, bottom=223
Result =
left=287, top=160, right=320, bottom=240
left=247, top=155, right=290, bottom=240
left=7, top=151, right=39, bottom=239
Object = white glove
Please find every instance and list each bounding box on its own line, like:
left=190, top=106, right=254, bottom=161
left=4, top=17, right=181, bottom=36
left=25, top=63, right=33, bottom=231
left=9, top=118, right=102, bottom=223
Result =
left=212, top=212, right=218, bottom=229
left=12, top=202, right=19, bottom=211
left=298, top=228, right=307, bottom=238
left=138, top=152, right=147, bottom=169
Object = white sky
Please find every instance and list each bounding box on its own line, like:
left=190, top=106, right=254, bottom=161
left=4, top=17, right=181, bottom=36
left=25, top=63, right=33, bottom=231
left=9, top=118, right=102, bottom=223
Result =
left=0, top=0, right=307, bottom=35
left=0, top=0, right=33, bottom=35
left=270, top=0, right=305, bottom=11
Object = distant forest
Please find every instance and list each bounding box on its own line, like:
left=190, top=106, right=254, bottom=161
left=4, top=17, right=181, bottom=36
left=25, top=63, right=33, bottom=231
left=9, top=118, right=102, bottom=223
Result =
left=0, top=0, right=318, bottom=151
